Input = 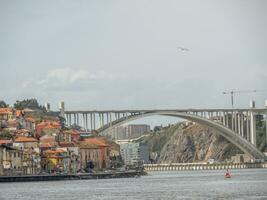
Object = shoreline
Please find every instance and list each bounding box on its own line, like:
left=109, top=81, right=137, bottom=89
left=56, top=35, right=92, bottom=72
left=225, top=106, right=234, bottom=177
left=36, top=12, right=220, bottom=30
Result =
left=0, top=170, right=146, bottom=182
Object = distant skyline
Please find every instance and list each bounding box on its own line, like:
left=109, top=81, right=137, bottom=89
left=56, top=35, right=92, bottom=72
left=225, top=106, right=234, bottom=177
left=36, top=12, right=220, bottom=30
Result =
left=1, top=0, right=267, bottom=114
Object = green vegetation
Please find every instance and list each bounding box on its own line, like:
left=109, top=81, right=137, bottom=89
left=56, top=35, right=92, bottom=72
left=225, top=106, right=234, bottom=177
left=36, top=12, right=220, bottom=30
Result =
left=0, top=130, right=13, bottom=140
left=139, top=123, right=181, bottom=153
left=14, top=98, right=45, bottom=110
left=0, top=100, right=8, bottom=108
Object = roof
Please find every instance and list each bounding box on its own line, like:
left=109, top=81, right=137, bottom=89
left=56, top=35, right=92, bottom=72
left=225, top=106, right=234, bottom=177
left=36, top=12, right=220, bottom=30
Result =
left=0, top=108, right=13, bottom=115
left=63, top=130, right=80, bottom=135
left=40, top=142, right=58, bottom=148
left=45, top=148, right=67, bottom=154
left=15, top=136, right=38, bottom=143
left=39, top=135, right=56, bottom=143
left=25, top=117, right=36, bottom=123
left=79, top=138, right=109, bottom=149
left=0, top=140, right=12, bottom=145
left=59, top=141, right=75, bottom=147
left=36, top=121, right=61, bottom=130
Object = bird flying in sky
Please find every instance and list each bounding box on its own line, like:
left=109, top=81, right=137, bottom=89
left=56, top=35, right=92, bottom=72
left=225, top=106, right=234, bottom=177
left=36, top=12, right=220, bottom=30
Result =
left=177, top=46, right=189, bottom=51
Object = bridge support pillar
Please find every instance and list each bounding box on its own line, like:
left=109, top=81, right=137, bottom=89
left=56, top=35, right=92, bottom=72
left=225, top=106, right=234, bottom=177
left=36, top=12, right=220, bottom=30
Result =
left=250, top=111, right=256, bottom=146
left=237, top=113, right=241, bottom=135
left=85, top=114, right=88, bottom=131
left=90, top=113, right=93, bottom=130
left=234, top=112, right=238, bottom=133
left=231, top=112, right=234, bottom=131
left=241, top=113, right=244, bottom=137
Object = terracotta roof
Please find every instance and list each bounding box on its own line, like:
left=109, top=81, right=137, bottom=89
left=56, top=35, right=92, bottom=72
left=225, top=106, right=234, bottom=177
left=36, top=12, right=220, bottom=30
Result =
left=0, top=140, right=12, bottom=145
left=25, top=117, right=36, bottom=123
left=39, top=135, right=56, bottom=143
left=45, top=148, right=67, bottom=154
left=15, top=136, right=38, bottom=143
left=0, top=108, right=13, bottom=114
left=40, top=142, right=58, bottom=148
left=59, top=141, right=75, bottom=147
left=79, top=138, right=109, bottom=148
left=63, top=130, right=79, bottom=135
left=37, top=121, right=60, bottom=126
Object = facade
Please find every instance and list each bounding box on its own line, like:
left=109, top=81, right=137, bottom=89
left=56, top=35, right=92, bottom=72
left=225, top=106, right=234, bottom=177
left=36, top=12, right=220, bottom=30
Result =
left=13, top=136, right=39, bottom=149
left=125, top=124, right=150, bottom=139
left=79, top=138, right=109, bottom=170
left=0, top=108, right=14, bottom=121
left=119, top=142, right=149, bottom=166
left=42, top=148, right=69, bottom=173
left=0, top=145, right=23, bottom=175
left=35, top=121, right=61, bottom=138
left=111, top=124, right=150, bottom=140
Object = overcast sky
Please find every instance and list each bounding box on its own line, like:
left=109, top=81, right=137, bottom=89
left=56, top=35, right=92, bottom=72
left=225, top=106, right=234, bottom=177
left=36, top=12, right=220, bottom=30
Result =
left=1, top=0, right=267, bottom=114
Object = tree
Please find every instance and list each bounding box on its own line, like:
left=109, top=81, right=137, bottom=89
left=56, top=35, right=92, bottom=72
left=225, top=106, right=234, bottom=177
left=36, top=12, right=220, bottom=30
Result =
left=0, top=130, right=13, bottom=139
left=0, top=100, right=8, bottom=108
left=13, top=98, right=44, bottom=110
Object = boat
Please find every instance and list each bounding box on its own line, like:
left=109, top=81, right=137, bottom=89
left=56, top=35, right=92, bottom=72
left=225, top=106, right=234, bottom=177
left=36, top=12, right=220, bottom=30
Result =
left=224, top=170, right=231, bottom=178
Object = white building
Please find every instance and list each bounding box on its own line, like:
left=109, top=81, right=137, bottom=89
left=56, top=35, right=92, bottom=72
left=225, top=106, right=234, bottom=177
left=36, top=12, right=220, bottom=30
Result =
left=119, top=142, right=149, bottom=166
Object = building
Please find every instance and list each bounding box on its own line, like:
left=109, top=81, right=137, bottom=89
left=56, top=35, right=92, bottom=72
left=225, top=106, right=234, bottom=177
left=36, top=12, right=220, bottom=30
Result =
left=0, top=108, right=14, bottom=121
left=79, top=138, right=109, bottom=170
left=22, top=148, right=41, bottom=175
left=35, top=121, right=61, bottom=138
left=13, top=136, right=39, bottom=149
left=13, top=136, right=41, bottom=174
left=39, top=135, right=58, bottom=150
left=125, top=124, right=150, bottom=139
left=42, top=148, right=69, bottom=173
left=0, top=144, right=23, bottom=176
left=59, top=142, right=80, bottom=173
left=119, top=142, right=149, bottom=166
left=111, top=124, right=150, bottom=140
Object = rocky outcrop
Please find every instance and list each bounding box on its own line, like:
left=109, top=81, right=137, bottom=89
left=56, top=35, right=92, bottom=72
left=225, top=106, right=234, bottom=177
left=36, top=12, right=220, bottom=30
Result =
left=143, top=123, right=242, bottom=163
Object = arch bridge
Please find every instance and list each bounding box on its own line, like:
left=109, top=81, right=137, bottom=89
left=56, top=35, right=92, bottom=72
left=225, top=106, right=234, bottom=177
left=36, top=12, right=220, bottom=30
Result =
left=62, top=108, right=267, bottom=159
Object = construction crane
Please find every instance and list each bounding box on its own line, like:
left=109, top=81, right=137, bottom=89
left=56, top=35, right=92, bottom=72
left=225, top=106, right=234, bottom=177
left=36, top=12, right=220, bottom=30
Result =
left=222, top=89, right=257, bottom=108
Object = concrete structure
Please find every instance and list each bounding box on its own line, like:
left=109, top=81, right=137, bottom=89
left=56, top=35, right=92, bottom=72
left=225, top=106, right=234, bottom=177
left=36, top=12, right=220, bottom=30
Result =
left=120, top=142, right=149, bottom=166
left=61, top=107, right=267, bottom=159
left=144, top=162, right=267, bottom=171
left=108, top=124, right=150, bottom=140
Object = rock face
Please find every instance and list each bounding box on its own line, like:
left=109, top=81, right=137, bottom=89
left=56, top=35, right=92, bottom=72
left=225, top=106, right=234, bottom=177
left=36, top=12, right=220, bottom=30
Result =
left=145, top=123, right=242, bottom=163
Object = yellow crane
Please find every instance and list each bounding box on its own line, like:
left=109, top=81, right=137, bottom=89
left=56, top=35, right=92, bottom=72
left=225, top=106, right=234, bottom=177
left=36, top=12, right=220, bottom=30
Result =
left=222, top=89, right=258, bottom=108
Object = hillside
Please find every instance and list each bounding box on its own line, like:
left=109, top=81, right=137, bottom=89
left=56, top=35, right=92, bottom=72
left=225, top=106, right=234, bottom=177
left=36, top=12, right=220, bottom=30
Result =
left=139, top=123, right=242, bottom=163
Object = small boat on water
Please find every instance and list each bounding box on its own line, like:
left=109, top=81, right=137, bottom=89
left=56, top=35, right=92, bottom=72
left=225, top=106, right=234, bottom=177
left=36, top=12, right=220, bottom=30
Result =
left=224, top=170, right=231, bottom=178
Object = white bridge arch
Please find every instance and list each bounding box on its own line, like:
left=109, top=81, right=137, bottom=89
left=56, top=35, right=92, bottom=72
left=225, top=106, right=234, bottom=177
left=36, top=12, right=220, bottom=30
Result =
left=63, top=108, right=267, bottom=159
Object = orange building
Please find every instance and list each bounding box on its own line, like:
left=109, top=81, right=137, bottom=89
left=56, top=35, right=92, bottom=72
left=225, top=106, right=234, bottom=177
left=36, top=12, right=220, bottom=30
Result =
left=14, top=136, right=39, bottom=149
left=61, top=129, right=80, bottom=142
left=35, top=121, right=61, bottom=138
left=39, top=135, right=58, bottom=150
left=79, top=138, right=109, bottom=170
left=0, top=108, right=14, bottom=120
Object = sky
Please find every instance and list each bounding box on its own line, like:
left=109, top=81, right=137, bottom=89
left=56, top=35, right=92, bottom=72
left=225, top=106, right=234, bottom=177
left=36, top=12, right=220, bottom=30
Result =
left=1, top=0, right=267, bottom=123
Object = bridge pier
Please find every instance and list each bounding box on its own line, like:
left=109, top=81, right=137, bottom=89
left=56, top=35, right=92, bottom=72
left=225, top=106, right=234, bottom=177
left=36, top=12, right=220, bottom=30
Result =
left=250, top=111, right=256, bottom=146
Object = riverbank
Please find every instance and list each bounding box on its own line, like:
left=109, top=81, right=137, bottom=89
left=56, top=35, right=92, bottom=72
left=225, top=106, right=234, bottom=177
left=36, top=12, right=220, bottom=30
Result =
left=0, top=170, right=146, bottom=182
left=144, top=162, right=267, bottom=171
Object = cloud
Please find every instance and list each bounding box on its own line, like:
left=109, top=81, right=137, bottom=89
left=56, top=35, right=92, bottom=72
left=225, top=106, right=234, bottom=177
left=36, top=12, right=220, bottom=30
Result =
left=46, top=68, right=89, bottom=84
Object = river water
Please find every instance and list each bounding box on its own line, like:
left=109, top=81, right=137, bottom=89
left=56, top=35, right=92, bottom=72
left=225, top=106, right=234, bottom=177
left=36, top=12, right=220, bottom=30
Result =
left=1, top=169, right=267, bottom=200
